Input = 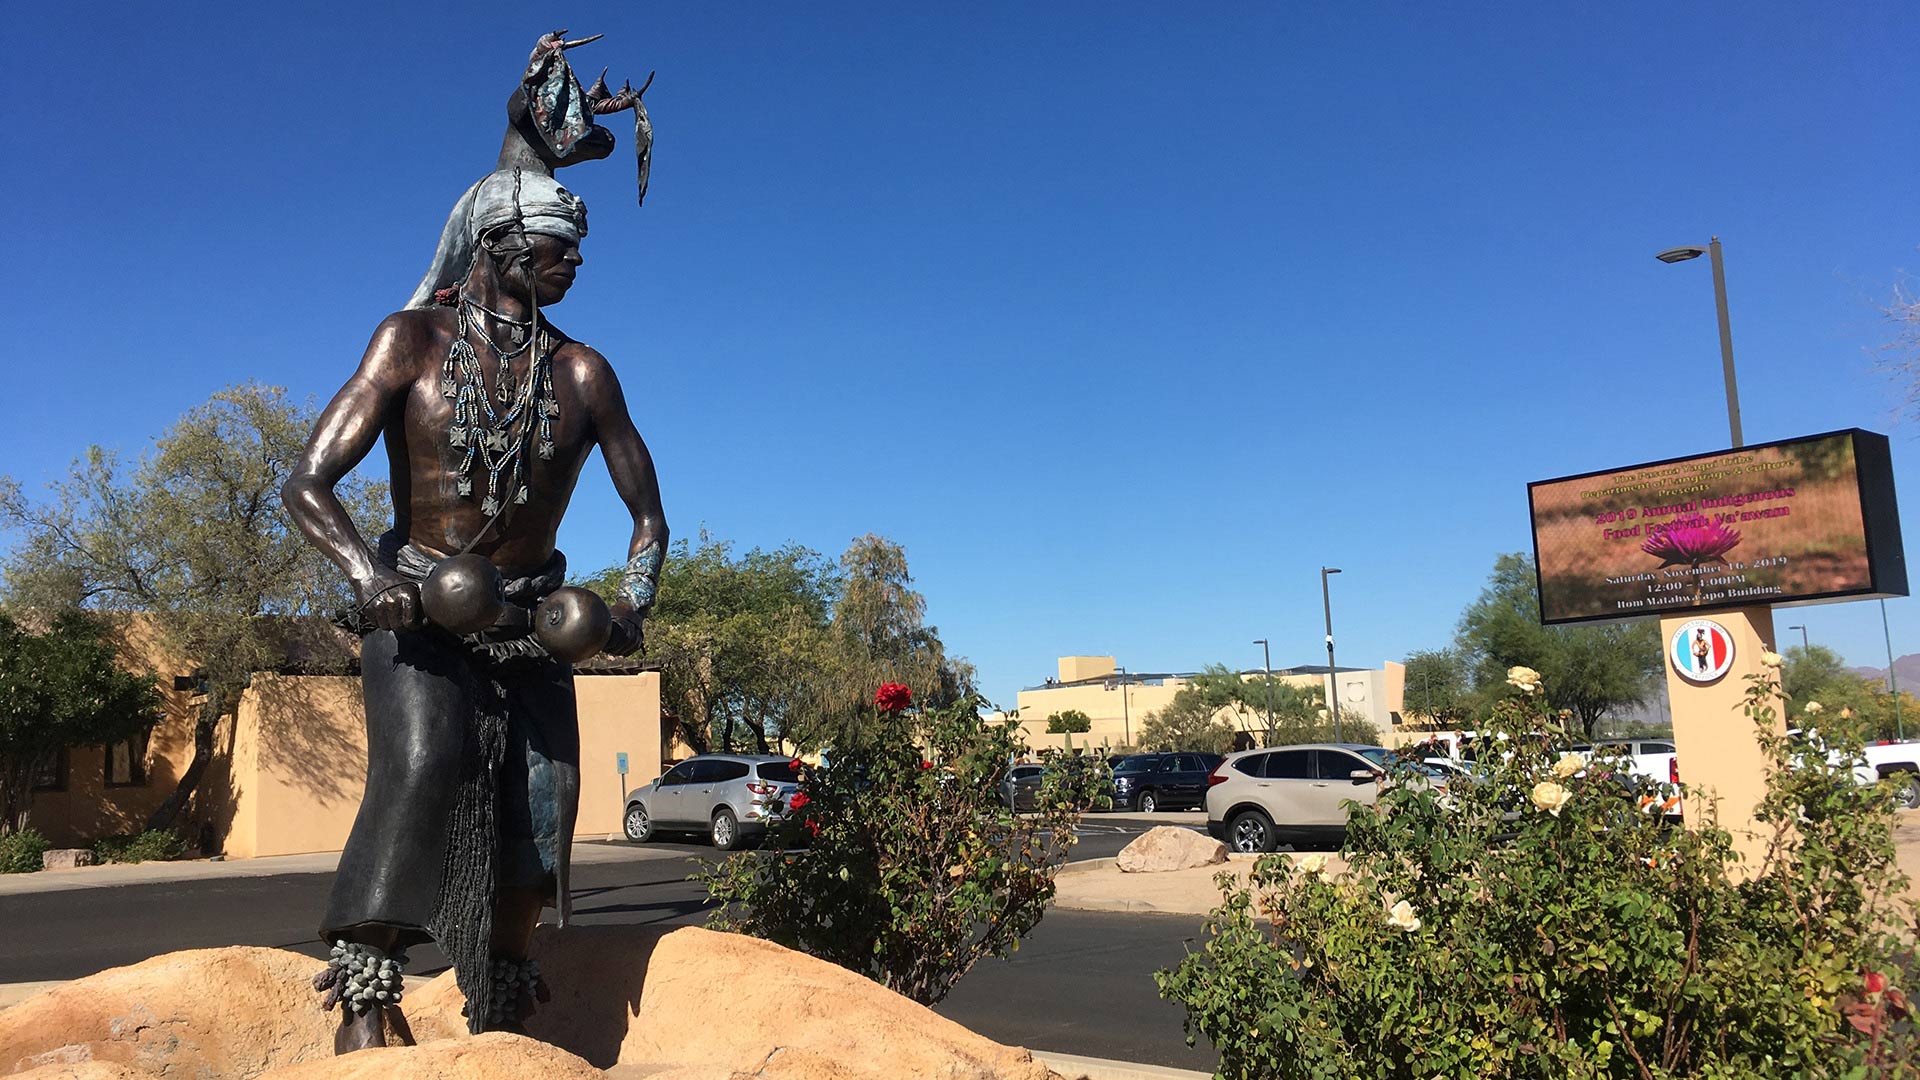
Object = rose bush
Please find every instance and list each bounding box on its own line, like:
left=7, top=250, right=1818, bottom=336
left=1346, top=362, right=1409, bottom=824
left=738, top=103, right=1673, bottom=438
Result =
left=1158, top=667, right=1918, bottom=1079
left=704, top=690, right=1103, bottom=1004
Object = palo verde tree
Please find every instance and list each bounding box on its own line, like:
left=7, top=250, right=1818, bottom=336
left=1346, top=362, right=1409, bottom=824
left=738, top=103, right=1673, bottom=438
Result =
left=1783, top=643, right=1918, bottom=742
left=0, top=384, right=379, bottom=832
left=1401, top=647, right=1475, bottom=730
left=582, top=533, right=842, bottom=756
left=1455, top=553, right=1659, bottom=740
left=0, top=610, right=161, bottom=834
left=581, top=531, right=973, bottom=755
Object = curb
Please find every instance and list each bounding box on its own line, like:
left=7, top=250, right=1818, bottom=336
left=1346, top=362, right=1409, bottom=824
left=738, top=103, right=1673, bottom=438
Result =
left=1033, top=1049, right=1213, bottom=1080
left=1052, top=896, right=1215, bottom=916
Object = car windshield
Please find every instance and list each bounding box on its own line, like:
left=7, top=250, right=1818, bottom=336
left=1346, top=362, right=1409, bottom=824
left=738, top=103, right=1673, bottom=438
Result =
left=1355, top=747, right=1392, bottom=767
left=756, top=760, right=800, bottom=783
left=1112, top=755, right=1154, bottom=772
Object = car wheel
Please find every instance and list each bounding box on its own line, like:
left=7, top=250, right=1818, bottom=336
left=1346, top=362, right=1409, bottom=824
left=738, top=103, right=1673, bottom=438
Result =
left=1228, top=810, right=1274, bottom=853
left=623, top=803, right=653, bottom=843
left=1138, top=790, right=1159, bottom=814
left=711, top=807, right=741, bottom=851
left=1893, top=772, right=1920, bottom=812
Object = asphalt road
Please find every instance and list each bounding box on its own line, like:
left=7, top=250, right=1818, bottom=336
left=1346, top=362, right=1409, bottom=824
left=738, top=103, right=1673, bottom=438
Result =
left=0, top=817, right=1218, bottom=1070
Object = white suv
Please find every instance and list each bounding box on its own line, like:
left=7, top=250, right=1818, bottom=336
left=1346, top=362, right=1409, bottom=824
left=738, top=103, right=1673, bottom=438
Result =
left=1204, top=743, right=1399, bottom=853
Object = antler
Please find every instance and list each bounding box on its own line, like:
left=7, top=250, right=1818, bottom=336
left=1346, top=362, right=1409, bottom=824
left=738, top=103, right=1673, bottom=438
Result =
left=532, top=29, right=604, bottom=61
left=589, top=69, right=654, bottom=115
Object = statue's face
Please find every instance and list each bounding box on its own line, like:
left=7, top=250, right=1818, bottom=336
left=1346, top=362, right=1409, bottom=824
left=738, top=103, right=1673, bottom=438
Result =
left=499, top=232, right=584, bottom=305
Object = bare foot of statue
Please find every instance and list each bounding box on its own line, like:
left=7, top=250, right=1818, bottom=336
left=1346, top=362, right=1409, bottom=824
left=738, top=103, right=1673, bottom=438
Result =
left=334, top=1006, right=387, bottom=1054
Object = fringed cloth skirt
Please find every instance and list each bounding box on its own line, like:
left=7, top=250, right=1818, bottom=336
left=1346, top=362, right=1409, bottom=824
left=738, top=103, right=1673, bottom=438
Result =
left=320, top=540, right=581, bottom=1020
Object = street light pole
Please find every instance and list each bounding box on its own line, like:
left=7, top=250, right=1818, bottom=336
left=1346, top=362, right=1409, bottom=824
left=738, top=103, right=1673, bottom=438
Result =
left=1656, top=237, right=1743, bottom=448
left=1116, top=665, right=1131, bottom=747
left=1254, top=639, right=1274, bottom=742
left=1321, top=567, right=1342, bottom=741
left=1787, top=624, right=1808, bottom=652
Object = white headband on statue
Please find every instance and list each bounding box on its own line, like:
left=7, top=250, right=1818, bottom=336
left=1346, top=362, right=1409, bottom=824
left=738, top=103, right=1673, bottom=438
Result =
left=405, top=169, right=589, bottom=310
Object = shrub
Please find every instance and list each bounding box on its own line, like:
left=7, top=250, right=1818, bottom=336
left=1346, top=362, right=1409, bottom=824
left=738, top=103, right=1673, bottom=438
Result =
left=1158, top=664, right=1918, bottom=1079
left=1046, top=709, right=1093, bottom=734
left=704, top=689, right=1102, bottom=1004
left=93, top=829, right=189, bottom=864
left=0, top=828, right=49, bottom=873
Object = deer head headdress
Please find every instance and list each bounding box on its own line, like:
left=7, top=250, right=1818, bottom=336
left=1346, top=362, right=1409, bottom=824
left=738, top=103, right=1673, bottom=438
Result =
left=407, top=30, right=652, bottom=310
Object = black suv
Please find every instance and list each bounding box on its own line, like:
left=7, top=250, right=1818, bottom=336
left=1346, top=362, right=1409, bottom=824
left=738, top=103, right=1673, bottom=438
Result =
left=1109, top=752, right=1224, bottom=813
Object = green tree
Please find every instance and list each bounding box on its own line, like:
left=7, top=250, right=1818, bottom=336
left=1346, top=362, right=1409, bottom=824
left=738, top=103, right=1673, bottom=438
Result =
left=1138, top=693, right=1237, bottom=754
left=580, top=531, right=973, bottom=755
left=1402, top=648, right=1473, bottom=729
left=583, top=533, right=841, bottom=756
left=1455, top=553, right=1659, bottom=740
left=1782, top=643, right=1918, bottom=741
left=0, top=384, right=378, bottom=832
left=1044, top=709, right=1092, bottom=734
left=0, top=611, right=161, bottom=833
left=1139, top=666, right=1370, bottom=751
left=827, top=534, right=975, bottom=717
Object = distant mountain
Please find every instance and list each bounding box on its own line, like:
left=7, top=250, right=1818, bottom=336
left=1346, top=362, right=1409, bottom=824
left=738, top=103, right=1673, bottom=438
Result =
left=1850, top=653, right=1920, bottom=689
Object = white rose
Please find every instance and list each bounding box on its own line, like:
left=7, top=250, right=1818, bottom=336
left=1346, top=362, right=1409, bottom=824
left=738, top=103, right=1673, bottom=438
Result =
left=1506, top=666, right=1542, bottom=695
left=1298, top=853, right=1328, bottom=875
left=1385, top=899, right=1422, bottom=933
left=1530, top=780, right=1571, bottom=817
left=1552, top=752, right=1586, bottom=779
left=1760, top=651, right=1784, bottom=669
left=1804, top=701, right=1824, bottom=715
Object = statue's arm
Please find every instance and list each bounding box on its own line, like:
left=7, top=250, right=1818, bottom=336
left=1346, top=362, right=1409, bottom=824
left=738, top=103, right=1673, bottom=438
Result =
left=281, top=313, right=424, bottom=630
left=582, top=349, right=668, bottom=655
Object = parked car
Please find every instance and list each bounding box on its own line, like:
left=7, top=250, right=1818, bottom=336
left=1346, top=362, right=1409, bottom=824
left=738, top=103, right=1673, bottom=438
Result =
left=1204, top=743, right=1402, bottom=853
left=624, top=754, right=800, bottom=850
left=1001, top=763, right=1046, bottom=811
left=1110, top=752, right=1224, bottom=813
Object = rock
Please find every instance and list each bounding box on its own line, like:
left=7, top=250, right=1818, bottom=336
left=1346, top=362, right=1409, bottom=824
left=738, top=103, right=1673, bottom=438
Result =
left=9, top=1063, right=151, bottom=1080
left=0, top=946, right=334, bottom=1078
left=409, top=924, right=1053, bottom=1080
left=40, top=849, right=95, bottom=871
left=621, top=927, right=1054, bottom=1080
left=6, top=927, right=1057, bottom=1080
left=1115, top=825, right=1228, bottom=873
left=262, top=1032, right=600, bottom=1080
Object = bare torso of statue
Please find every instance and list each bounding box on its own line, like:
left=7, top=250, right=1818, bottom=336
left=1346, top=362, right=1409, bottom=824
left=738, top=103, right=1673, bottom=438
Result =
left=278, top=30, right=664, bottom=1055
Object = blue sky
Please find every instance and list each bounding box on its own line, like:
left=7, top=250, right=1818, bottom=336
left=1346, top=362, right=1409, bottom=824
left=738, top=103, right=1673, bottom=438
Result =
left=4, top=3, right=1917, bottom=706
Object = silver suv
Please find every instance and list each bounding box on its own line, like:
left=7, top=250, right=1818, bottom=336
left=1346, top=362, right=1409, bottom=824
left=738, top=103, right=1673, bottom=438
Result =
left=1204, top=743, right=1399, bottom=853
left=624, top=754, right=801, bottom=850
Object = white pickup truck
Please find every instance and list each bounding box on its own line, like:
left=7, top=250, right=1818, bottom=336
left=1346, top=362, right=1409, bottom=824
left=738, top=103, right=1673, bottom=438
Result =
left=1793, top=731, right=1920, bottom=811
left=1866, top=744, right=1920, bottom=809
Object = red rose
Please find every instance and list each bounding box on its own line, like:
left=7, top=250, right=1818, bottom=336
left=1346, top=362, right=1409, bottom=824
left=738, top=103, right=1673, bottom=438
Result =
left=921, top=760, right=933, bottom=770
left=789, top=757, right=803, bottom=770
left=804, top=819, right=820, bottom=837
left=874, top=683, right=912, bottom=712
left=787, top=791, right=811, bottom=812
left=1865, top=970, right=1888, bottom=994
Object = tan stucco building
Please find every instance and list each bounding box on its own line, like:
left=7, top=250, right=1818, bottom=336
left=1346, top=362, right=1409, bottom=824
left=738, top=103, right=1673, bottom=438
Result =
left=27, top=617, right=665, bottom=858
left=1001, top=655, right=1406, bottom=752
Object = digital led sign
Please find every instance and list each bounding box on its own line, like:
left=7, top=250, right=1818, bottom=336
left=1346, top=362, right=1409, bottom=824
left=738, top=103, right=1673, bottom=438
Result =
left=1528, top=430, right=1906, bottom=624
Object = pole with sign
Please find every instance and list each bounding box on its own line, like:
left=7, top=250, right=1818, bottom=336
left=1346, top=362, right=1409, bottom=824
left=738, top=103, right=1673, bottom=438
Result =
left=1529, top=431, right=1907, bottom=866
left=616, top=751, right=629, bottom=801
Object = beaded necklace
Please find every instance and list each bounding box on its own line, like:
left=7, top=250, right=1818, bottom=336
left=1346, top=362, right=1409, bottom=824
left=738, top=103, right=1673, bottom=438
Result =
left=440, top=297, right=560, bottom=516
